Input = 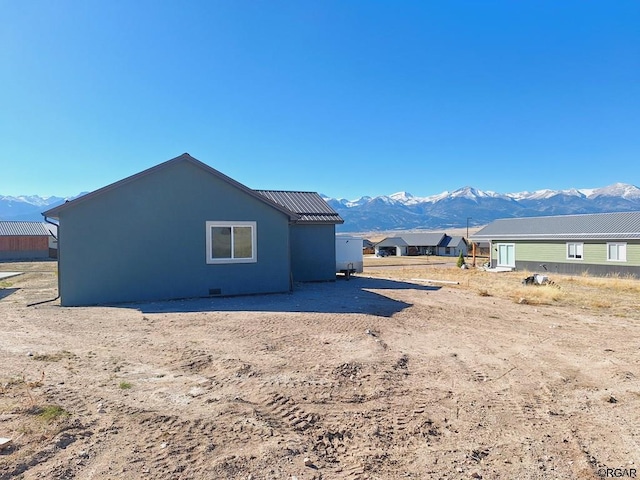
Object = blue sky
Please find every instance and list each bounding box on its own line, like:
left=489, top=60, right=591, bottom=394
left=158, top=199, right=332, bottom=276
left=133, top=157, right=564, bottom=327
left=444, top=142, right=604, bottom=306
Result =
left=2, top=1, right=639, bottom=199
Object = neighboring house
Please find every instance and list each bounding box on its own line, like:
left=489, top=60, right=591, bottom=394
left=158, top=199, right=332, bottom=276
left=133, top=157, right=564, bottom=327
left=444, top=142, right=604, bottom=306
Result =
left=470, top=211, right=640, bottom=277
left=43, top=153, right=343, bottom=306
left=375, top=233, right=468, bottom=257
left=436, top=235, right=468, bottom=257
left=0, top=221, right=52, bottom=260
left=362, top=239, right=375, bottom=254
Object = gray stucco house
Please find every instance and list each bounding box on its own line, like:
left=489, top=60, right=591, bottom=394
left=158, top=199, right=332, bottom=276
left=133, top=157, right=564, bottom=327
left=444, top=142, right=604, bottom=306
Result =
left=43, top=153, right=343, bottom=306
left=470, top=211, right=640, bottom=277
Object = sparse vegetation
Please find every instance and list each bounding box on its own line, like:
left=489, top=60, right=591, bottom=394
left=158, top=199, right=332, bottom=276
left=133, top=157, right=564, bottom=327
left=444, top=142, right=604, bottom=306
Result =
left=119, top=381, right=132, bottom=389
left=36, top=405, right=70, bottom=423
left=511, top=284, right=564, bottom=305
left=32, top=350, right=76, bottom=362
left=364, top=254, right=638, bottom=314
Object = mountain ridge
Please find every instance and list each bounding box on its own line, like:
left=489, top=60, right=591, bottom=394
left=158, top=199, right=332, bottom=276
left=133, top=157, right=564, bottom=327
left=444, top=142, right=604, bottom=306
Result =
left=0, top=193, right=86, bottom=222
left=2, top=184, right=640, bottom=233
left=322, top=182, right=640, bottom=232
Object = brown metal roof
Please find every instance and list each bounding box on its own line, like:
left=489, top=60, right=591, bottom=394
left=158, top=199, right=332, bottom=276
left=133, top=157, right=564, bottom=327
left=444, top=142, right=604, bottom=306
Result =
left=0, top=221, right=51, bottom=236
left=256, top=190, right=344, bottom=224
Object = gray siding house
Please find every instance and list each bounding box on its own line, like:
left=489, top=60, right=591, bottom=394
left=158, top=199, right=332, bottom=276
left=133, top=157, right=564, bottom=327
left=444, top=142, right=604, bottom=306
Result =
left=470, top=211, right=640, bottom=277
left=436, top=235, right=468, bottom=257
left=43, top=154, right=343, bottom=306
left=375, top=233, right=468, bottom=257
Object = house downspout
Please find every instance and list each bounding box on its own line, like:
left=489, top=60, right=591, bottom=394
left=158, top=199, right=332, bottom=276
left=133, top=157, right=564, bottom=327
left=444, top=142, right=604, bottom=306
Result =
left=288, top=220, right=295, bottom=292
left=27, top=216, right=60, bottom=306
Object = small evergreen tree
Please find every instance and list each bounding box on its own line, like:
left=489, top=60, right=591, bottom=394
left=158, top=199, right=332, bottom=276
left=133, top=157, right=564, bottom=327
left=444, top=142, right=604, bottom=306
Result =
left=457, top=251, right=466, bottom=268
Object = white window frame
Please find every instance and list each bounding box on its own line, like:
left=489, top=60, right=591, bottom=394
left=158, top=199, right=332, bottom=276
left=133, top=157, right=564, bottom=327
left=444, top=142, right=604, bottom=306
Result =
left=607, top=242, right=627, bottom=262
left=566, top=242, right=584, bottom=260
left=206, top=221, right=257, bottom=264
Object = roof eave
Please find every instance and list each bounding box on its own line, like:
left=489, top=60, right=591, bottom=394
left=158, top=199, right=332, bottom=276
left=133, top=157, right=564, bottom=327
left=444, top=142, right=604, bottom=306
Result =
left=471, top=234, right=640, bottom=241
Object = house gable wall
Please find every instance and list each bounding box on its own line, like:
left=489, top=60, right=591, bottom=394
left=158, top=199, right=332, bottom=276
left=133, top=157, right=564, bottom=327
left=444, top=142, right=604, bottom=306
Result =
left=290, top=224, right=336, bottom=282
left=57, top=160, right=291, bottom=306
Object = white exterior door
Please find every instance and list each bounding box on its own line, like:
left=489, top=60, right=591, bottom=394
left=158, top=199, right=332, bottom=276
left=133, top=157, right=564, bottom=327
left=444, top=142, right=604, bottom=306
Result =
left=497, top=243, right=515, bottom=268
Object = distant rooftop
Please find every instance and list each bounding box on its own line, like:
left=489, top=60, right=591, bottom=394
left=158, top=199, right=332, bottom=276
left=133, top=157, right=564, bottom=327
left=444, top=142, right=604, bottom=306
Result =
left=0, top=221, right=51, bottom=237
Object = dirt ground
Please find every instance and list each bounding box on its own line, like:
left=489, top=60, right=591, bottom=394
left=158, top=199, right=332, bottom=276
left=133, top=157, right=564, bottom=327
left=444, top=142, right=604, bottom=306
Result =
left=1, top=259, right=639, bottom=479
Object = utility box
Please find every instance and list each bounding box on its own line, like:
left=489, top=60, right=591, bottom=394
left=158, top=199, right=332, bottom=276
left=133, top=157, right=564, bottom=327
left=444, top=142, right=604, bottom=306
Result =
left=336, top=235, right=363, bottom=277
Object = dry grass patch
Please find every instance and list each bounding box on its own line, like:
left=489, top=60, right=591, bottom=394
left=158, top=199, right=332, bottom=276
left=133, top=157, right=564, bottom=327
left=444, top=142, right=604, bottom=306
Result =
left=0, top=260, right=57, bottom=274
left=511, top=284, right=565, bottom=305
left=566, top=273, right=640, bottom=293
left=362, top=260, right=640, bottom=314
left=31, top=350, right=76, bottom=362
left=561, top=274, right=640, bottom=313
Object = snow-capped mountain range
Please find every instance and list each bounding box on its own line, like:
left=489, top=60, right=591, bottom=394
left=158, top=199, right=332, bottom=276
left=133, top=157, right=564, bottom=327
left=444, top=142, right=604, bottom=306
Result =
left=323, top=183, right=640, bottom=232
left=0, top=195, right=69, bottom=222
left=2, top=183, right=640, bottom=233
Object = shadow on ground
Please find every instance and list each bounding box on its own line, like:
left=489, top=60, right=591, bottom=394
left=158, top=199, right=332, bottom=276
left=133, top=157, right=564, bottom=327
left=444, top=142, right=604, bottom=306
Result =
left=131, top=276, right=439, bottom=317
left=0, top=288, right=19, bottom=301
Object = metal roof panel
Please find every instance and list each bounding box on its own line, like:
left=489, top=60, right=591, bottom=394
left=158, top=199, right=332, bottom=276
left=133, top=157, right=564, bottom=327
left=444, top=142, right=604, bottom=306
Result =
left=0, top=221, right=51, bottom=236
left=256, top=190, right=344, bottom=224
left=471, top=211, right=640, bottom=240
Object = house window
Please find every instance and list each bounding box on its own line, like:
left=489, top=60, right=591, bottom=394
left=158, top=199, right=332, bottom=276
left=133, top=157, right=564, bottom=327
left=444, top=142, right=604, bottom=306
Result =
left=566, top=242, right=583, bottom=260
left=206, top=221, right=257, bottom=264
left=607, top=242, right=627, bottom=262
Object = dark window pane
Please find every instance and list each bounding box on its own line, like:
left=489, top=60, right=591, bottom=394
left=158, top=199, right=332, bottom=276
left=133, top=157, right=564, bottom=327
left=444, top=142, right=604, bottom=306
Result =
left=212, top=226, right=231, bottom=258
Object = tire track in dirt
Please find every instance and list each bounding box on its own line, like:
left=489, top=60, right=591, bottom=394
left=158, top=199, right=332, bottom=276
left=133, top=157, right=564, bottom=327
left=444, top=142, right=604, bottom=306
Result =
left=257, top=393, right=320, bottom=433
left=250, top=383, right=374, bottom=478
left=162, top=344, right=383, bottom=478
left=298, top=351, right=441, bottom=478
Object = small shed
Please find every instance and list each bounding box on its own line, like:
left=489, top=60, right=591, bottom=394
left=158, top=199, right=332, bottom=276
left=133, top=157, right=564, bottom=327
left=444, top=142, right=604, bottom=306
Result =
left=0, top=221, right=52, bottom=260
